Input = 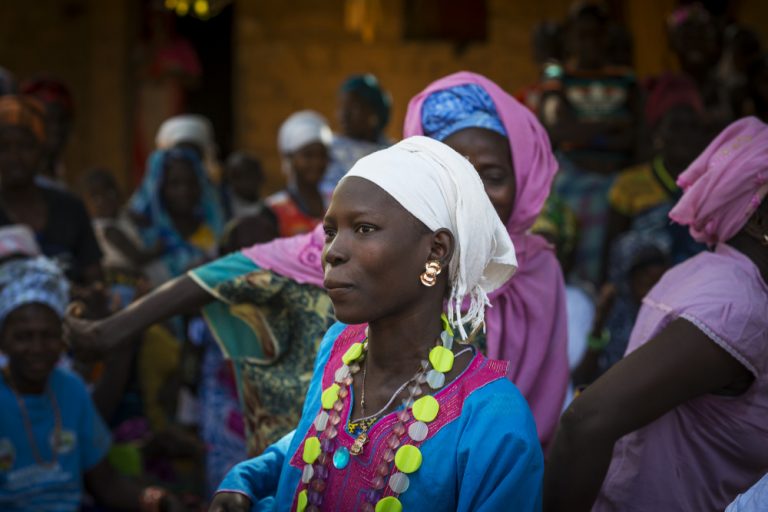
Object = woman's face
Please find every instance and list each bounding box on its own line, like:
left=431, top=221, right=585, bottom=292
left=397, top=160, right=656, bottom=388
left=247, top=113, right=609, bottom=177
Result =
left=0, top=126, right=43, bottom=188
left=442, top=127, right=516, bottom=224
left=161, top=157, right=201, bottom=217
left=0, top=303, right=63, bottom=392
left=322, top=177, right=437, bottom=324
left=337, top=91, right=378, bottom=141
left=289, top=142, right=328, bottom=188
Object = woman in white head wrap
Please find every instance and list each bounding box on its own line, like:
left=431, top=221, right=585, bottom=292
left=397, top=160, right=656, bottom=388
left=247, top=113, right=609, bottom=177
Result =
left=210, top=136, right=543, bottom=512
left=265, top=110, right=332, bottom=237
left=156, top=114, right=220, bottom=181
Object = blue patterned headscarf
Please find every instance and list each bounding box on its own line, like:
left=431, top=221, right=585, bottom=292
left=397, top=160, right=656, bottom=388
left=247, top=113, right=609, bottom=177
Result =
left=421, top=83, right=507, bottom=142
left=129, top=147, right=224, bottom=278
left=0, top=256, right=69, bottom=329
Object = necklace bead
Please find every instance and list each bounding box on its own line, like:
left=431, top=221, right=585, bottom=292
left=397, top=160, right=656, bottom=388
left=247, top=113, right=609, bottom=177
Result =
left=388, top=471, right=410, bottom=494
left=332, top=446, right=350, bottom=469
left=298, top=325, right=460, bottom=511
left=408, top=421, right=429, bottom=442
left=314, top=411, right=329, bottom=431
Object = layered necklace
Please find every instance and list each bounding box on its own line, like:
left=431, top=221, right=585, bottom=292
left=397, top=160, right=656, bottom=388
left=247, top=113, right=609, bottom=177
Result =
left=2, top=367, right=61, bottom=467
left=296, top=315, right=469, bottom=512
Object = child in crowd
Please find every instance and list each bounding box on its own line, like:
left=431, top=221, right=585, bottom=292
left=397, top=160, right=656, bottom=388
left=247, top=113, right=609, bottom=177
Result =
left=267, top=111, right=330, bottom=237
left=573, top=232, right=671, bottom=386
left=219, top=151, right=278, bottom=253
left=0, top=256, right=182, bottom=511
left=222, top=151, right=267, bottom=220
left=80, top=168, right=165, bottom=309
left=605, top=77, right=710, bottom=270
left=540, top=4, right=642, bottom=285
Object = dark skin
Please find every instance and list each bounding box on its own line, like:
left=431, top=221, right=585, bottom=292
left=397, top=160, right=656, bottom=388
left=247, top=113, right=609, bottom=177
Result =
left=601, top=106, right=710, bottom=283
left=83, top=180, right=165, bottom=267
left=210, top=177, right=473, bottom=511
left=225, top=152, right=264, bottom=203
left=572, top=262, right=669, bottom=387
left=337, top=90, right=381, bottom=143
left=162, top=156, right=203, bottom=239
left=0, top=125, right=102, bottom=284
left=1, top=304, right=183, bottom=511
left=443, top=127, right=516, bottom=223
left=39, top=102, right=73, bottom=180
left=287, top=141, right=328, bottom=219
left=544, top=208, right=767, bottom=511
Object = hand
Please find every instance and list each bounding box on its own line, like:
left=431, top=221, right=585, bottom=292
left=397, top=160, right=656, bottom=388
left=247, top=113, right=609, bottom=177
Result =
left=63, top=304, right=110, bottom=361
left=208, top=492, right=252, bottom=512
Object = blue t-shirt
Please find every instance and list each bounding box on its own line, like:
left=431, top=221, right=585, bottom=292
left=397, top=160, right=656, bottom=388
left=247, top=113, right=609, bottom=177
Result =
left=0, top=367, right=111, bottom=512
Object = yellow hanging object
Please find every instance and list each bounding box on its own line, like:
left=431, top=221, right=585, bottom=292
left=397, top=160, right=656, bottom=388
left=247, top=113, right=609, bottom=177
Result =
left=375, top=496, right=403, bottom=512
left=429, top=346, right=454, bottom=373
left=412, top=395, right=440, bottom=423
left=321, top=384, right=341, bottom=410
left=296, top=489, right=308, bottom=512
left=302, top=437, right=321, bottom=464
left=440, top=313, right=454, bottom=337
left=342, top=343, right=365, bottom=365
left=394, top=444, right=423, bottom=474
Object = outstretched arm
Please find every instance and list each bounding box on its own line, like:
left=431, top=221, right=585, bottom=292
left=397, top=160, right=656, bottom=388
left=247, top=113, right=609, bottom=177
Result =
left=544, top=318, right=753, bottom=512
left=65, top=275, right=212, bottom=352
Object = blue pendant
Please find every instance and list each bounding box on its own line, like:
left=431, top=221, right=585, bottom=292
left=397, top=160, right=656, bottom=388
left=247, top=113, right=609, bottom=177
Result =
left=333, top=446, right=350, bottom=469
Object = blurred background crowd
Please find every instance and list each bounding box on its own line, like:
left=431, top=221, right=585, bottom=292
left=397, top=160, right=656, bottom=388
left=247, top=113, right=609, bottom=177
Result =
left=1, top=0, right=768, bottom=510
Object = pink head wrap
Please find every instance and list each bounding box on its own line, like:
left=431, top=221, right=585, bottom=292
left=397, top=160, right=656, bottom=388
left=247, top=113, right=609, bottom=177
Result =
left=670, top=116, right=768, bottom=245
left=404, top=71, right=558, bottom=237
left=404, top=71, right=568, bottom=447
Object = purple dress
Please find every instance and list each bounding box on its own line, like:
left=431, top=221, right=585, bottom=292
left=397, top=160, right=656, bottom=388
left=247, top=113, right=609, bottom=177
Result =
left=594, top=244, right=768, bottom=511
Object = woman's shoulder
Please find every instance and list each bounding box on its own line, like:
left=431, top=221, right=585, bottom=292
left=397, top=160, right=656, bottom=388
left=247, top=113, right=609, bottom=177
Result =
left=643, top=246, right=768, bottom=372
left=651, top=246, right=766, bottom=304
left=462, top=376, right=537, bottom=429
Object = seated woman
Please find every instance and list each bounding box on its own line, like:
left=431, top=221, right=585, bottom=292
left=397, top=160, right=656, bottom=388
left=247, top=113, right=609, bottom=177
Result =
left=267, top=111, right=331, bottom=237
left=210, top=136, right=542, bottom=512
left=544, top=117, right=768, bottom=511
left=0, top=257, right=181, bottom=512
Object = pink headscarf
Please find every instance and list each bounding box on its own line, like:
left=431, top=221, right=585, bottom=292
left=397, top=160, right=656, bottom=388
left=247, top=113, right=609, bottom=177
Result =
left=242, top=224, right=326, bottom=288
left=404, top=71, right=568, bottom=447
left=670, top=117, right=768, bottom=245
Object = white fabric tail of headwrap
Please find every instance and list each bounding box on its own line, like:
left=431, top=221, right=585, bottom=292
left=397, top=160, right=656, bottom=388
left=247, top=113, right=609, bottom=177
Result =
left=342, top=135, right=517, bottom=339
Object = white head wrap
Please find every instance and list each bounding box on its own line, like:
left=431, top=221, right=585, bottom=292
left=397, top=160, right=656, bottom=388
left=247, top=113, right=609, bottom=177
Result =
left=156, top=114, right=216, bottom=159
left=156, top=114, right=219, bottom=180
left=277, top=110, right=333, bottom=155
left=342, top=135, right=517, bottom=338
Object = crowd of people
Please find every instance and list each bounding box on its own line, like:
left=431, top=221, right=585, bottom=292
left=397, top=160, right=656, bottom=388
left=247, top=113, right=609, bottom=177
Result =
left=0, top=1, right=766, bottom=511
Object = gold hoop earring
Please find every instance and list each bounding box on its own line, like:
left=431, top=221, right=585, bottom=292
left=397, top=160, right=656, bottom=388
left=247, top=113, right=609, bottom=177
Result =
left=420, top=260, right=442, bottom=287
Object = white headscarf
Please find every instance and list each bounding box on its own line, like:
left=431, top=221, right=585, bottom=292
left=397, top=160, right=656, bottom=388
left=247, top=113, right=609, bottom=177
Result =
left=156, top=114, right=216, bottom=159
left=156, top=114, right=219, bottom=180
left=342, top=135, right=517, bottom=338
left=277, top=110, right=333, bottom=155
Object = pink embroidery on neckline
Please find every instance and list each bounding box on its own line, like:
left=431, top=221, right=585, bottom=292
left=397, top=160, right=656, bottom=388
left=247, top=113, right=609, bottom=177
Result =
left=289, top=324, right=509, bottom=511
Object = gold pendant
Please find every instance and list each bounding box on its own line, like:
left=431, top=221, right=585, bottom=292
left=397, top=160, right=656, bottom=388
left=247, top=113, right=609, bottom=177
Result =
left=350, top=433, right=368, bottom=456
